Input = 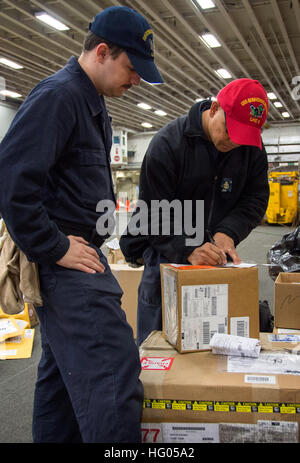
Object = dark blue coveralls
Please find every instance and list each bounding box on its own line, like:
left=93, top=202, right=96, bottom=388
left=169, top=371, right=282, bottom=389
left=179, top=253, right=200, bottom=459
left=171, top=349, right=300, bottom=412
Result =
left=0, top=57, right=143, bottom=443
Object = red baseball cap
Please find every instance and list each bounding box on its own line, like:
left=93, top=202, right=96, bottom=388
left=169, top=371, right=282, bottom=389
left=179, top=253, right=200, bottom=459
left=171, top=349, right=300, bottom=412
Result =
left=217, top=78, right=269, bottom=150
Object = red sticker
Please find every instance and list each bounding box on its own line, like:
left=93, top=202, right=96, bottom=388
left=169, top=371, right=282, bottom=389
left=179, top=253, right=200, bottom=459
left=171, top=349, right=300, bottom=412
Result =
left=141, top=357, right=174, bottom=370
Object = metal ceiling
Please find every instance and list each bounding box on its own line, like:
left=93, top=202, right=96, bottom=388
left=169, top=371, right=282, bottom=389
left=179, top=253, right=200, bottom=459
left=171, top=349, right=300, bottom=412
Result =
left=0, top=0, right=299, bottom=133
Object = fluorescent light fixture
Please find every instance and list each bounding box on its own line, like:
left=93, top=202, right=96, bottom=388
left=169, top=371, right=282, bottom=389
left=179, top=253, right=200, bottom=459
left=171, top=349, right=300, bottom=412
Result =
left=141, top=122, right=153, bottom=128
left=215, top=68, right=232, bottom=79
left=195, top=0, right=215, bottom=9
left=35, top=12, right=69, bottom=31
left=154, top=110, right=167, bottom=116
left=0, top=57, right=23, bottom=70
left=0, top=89, right=22, bottom=98
left=200, top=33, right=221, bottom=48
left=211, top=96, right=217, bottom=101
left=274, top=101, right=283, bottom=108
left=267, top=92, right=277, bottom=100
left=282, top=111, right=290, bottom=118
left=137, top=102, right=152, bottom=110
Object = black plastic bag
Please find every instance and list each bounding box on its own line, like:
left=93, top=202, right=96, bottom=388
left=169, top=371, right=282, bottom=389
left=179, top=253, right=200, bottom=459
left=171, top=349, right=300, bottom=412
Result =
left=259, top=300, right=274, bottom=333
left=267, top=226, right=300, bottom=280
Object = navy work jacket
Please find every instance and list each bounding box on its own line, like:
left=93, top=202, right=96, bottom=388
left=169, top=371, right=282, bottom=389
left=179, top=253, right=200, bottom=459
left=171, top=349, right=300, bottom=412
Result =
left=0, top=56, right=115, bottom=264
left=120, top=100, right=270, bottom=264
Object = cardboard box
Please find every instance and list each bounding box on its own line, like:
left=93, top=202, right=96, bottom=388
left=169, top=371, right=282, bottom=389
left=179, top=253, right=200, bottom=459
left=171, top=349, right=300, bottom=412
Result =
left=110, top=264, right=144, bottom=338
left=161, top=264, right=260, bottom=353
left=107, top=248, right=125, bottom=264
left=274, top=273, right=300, bottom=330
left=139, top=331, right=300, bottom=443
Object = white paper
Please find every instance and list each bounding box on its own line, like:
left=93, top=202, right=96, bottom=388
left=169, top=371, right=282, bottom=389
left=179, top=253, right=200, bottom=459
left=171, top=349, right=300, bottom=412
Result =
left=0, top=319, right=19, bottom=338
left=219, top=423, right=257, bottom=443
left=277, top=328, right=300, bottom=334
left=258, top=421, right=298, bottom=443
left=163, top=423, right=219, bottom=443
left=181, top=284, right=228, bottom=351
left=219, top=421, right=298, bottom=443
left=104, top=238, right=120, bottom=250
left=222, top=262, right=257, bottom=268
left=210, top=333, right=261, bottom=357
left=0, top=349, right=17, bottom=357
left=268, top=334, right=300, bottom=343
left=227, top=352, right=300, bottom=375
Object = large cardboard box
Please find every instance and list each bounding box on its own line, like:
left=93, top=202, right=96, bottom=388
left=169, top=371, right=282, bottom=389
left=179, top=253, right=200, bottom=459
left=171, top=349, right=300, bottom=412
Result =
left=274, top=273, right=300, bottom=330
left=161, top=264, right=260, bottom=353
left=110, top=264, right=144, bottom=338
left=139, top=331, right=300, bottom=443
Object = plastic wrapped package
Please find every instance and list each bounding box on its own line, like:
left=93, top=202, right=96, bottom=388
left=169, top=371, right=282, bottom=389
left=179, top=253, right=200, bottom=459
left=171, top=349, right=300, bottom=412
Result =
left=267, top=226, right=300, bottom=280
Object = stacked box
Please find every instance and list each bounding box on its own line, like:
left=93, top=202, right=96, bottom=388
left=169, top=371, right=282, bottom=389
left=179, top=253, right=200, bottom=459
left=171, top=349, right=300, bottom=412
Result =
left=140, top=331, right=300, bottom=443
left=274, top=273, right=300, bottom=330
left=161, top=264, right=260, bottom=353
left=110, top=264, right=144, bottom=338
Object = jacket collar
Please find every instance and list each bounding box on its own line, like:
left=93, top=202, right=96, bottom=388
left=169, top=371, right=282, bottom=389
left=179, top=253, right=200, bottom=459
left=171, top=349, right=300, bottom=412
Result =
left=184, top=100, right=212, bottom=139
left=66, top=56, right=104, bottom=116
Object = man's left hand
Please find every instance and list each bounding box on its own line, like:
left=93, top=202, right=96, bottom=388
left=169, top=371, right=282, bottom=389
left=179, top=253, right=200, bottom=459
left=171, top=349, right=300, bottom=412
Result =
left=213, top=232, right=241, bottom=265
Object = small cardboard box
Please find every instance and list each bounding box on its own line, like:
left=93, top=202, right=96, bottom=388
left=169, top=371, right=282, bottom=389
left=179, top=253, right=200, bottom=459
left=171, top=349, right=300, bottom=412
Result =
left=110, top=264, right=144, bottom=338
left=139, top=331, right=300, bottom=443
left=107, top=248, right=125, bottom=264
left=274, top=273, right=300, bottom=330
left=161, top=264, right=260, bottom=353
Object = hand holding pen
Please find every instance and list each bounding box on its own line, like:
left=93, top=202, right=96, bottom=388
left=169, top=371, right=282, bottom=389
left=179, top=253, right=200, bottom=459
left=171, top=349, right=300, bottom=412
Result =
left=210, top=231, right=242, bottom=265
left=187, top=230, right=227, bottom=266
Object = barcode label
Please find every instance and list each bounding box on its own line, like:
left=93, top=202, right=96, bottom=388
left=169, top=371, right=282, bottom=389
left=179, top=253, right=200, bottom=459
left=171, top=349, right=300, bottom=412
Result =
left=203, top=321, right=210, bottom=344
left=230, top=317, right=249, bottom=338
left=211, top=296, right=217, bottom=316
left=245, top=375, right=276, bottom=384
left=183, top=293, right=188, bottom=317
left=218, top=323, right=225, bottom=333
left=237, top=320, right=246, bottom=337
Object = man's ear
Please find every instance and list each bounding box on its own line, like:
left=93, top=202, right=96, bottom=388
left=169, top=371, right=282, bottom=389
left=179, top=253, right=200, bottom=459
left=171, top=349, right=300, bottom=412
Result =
left=209, top=101, right=221, bottom=117
left=95, top=43, right=110, bottom=63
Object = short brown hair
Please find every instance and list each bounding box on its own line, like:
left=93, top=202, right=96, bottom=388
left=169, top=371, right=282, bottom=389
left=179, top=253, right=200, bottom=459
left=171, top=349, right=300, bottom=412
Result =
left=83, top=30, right=123, bottom=59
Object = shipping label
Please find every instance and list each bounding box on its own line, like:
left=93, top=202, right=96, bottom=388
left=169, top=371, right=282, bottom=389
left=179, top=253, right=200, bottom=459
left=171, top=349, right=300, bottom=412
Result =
left=181, top=284, right=228, bottom=350
left=141, top=357, right=174, bottom=371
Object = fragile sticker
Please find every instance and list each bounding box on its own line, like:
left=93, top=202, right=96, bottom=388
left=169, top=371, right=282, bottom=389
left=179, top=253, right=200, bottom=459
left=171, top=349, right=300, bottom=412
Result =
left=141, top=357, right=174, bottom=370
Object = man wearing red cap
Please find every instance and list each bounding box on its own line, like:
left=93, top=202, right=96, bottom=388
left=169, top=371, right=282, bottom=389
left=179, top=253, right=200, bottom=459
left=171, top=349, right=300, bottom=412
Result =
left=120, top=78, right=270, bottom=347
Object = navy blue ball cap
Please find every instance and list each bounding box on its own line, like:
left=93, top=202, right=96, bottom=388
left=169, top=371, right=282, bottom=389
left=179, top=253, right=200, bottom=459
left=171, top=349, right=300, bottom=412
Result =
left=89, top=6, right=163, bottom=84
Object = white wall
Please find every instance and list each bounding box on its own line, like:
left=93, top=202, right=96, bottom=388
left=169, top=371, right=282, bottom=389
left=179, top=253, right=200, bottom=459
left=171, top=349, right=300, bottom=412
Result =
left=0, top=102, right=18, bottom=141
left=128, top=123, right=300, bottom=165
left=127, top=132, right=156, bottom=164
left=262, top=124, right=300, bottom=163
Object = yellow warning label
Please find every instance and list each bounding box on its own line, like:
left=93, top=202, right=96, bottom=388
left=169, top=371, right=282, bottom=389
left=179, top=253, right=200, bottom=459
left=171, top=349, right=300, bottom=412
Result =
left=143, top=399, right=300, bottom=414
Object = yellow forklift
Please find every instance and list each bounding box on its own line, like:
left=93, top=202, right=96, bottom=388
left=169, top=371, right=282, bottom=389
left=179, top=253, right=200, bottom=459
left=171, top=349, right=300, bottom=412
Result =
left=266, top=167, right=299, bottom=225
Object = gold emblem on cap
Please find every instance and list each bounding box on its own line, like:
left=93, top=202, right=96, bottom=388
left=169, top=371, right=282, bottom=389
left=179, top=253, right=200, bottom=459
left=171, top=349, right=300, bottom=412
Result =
left=143, top=28, right=154, bottom=57
left=143, top=29, right=153, bottom=41
left=241, top=97, right=268, bottom=113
